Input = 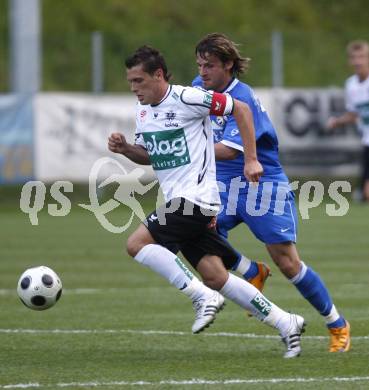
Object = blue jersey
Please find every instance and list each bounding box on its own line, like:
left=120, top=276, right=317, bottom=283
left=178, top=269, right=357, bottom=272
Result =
left=192, top=76, right=288, bottom=183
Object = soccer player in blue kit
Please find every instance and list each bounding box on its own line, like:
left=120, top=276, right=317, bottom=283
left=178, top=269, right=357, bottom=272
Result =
left=192, top=33, right=350, bottom=352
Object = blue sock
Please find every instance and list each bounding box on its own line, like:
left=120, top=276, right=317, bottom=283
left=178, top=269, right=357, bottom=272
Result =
left=243, top=261, right=259, bottom=280
left=327, top=317, right=346, bottom=329
left=292, top=264, right=345, bottom=327
left=231, top=255, right=259, bottom=280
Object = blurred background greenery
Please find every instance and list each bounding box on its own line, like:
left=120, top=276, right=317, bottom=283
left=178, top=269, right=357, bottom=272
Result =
left=1, top=0, right=369, bottom=92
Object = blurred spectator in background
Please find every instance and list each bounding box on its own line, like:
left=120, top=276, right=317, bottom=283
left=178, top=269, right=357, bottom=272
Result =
left=327, top=40, right=369, bottom=203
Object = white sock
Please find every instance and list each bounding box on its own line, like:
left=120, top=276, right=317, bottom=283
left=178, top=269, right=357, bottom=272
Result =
left=134, top=244, right=212, bottom=301
left=324, top=304, right=340, bottom=325
left=233, top=255, right=252, bottom=275
left=182, top=277, right=215, bottom=302
left=220, top=273, right=290, bottom=332
left=289, top=261, right=307, bottom=284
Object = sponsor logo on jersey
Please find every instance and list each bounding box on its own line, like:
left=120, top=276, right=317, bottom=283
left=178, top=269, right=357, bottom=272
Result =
left=203, top=92, right=213, bottom=108
left=251, top=294, right=272, bottom=316
left=215, top=116, right=225, bottom=127
left=165, top=111, right=179, bottom=127
left=143, top=128, right=191, bottom=170
left=140, top=110, right=147, bottom=123
left=166, top=111, right=176, bottom=120
left=172, top=91, right=179, bottom=100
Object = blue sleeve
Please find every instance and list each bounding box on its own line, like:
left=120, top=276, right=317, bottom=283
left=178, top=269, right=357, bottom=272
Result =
left=222, top=87, right=268, bottom=148
left=221, top=116, right=244, bottom=151
left=192, top=75, right=203, bottom=87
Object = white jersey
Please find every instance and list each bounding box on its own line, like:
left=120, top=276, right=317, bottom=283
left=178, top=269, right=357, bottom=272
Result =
left=345, top=74, right=369, bottom=146
left=135, top=84, right=234, bottom=210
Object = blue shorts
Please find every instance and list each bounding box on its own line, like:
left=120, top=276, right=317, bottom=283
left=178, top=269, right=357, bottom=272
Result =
left=217, top=179, right=298, bottom=244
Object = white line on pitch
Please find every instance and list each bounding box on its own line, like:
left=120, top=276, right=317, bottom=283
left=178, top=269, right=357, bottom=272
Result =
left=0, top=288, right=125, bottom=295
left=2, top=376, right=369, bottom=388
left=0, top=328, right=368, bottom=340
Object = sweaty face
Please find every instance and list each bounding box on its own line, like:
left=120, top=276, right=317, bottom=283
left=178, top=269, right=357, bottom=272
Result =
left=126, top=64, right=160, bottom=105
left=196, top=53, right=233, bottom=92
left=348, top=48, right=369, bottom=80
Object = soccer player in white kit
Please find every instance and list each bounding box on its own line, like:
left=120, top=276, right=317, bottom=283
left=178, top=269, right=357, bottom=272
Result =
left=108, top=45, right=306, bottom=358
left=328, top=40, right=369, bottom=203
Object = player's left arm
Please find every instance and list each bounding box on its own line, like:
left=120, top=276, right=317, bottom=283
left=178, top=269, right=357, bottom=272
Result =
left=232, top=99, right=263, bottom=183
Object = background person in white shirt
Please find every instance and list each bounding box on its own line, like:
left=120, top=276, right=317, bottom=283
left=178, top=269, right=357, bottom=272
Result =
left=327, top=40, right=369, bottom=202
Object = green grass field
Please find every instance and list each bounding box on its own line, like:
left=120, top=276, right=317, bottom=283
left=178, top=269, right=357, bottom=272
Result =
left=1, top=190, right=369, bottom=389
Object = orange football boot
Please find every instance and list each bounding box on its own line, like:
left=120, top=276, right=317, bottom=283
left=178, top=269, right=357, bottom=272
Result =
left=247, top=262, right=271, bottom=292
left=329, top=321, right=351, bottom=352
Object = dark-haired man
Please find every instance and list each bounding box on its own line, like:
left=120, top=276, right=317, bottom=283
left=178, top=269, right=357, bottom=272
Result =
left=192, top=33, right=350, bottom=353
left=109, top=45, right=306, bottom=358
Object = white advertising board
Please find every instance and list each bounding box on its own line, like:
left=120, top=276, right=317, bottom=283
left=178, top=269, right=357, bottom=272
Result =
left=34, top=93, right=155, bottom=182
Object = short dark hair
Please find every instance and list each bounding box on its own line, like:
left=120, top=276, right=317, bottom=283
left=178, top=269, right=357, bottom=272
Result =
left=346, top=40, right=369, bottom=55
left=195, top=33, right=250, bottom=76
left=125, top=45, right=171, bottom=81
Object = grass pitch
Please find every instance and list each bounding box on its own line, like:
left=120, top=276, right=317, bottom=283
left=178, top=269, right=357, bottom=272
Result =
left=1, top=188, right=369, bottom=389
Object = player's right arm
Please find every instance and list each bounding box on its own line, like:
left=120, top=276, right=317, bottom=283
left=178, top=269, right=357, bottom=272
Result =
left=108, top=132, right=151, bottom=165
left=327, top=80, right=358, bottom=129
left=327, top=111, right=358, bottom=129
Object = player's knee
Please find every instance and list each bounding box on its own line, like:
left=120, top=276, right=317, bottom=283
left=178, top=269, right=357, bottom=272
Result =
left=126, top=234, right=143, bottom=258
left=126, top=225, right=154, bottom=258
left=197, top=255, right=229, bottom=290
left=201, top=272, right=228, bottom=291
left=203, top=278, right=225, bottom=291
left=267, top=243, right=301, bottom=278
left=275, top=256, right=301, bottom=278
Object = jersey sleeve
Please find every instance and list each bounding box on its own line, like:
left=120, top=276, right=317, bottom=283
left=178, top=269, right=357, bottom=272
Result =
left=220, top=86, right=268, bottom=151
left=180, top=87, right=234, bottom=117
left=191, top=75, right=203, bottom=87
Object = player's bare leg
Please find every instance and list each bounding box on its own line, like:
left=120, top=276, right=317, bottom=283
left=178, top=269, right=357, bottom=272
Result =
left=363, top=179, right=369, bottom=202
left=266, top=242, right=350, bottom=352
left=266, top=242, right=300, bottom=278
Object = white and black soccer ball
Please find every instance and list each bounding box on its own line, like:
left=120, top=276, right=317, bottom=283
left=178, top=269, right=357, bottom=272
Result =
left=17, top=266, right=62, bottom=310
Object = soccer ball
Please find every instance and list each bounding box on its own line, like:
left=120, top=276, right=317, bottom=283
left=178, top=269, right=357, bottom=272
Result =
left=17, top=266, right=62, bottom=310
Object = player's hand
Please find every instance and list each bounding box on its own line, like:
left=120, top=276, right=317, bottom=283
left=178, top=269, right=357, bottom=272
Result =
left=326, top=117, right=338, bottom=130
left=108, top=132, right=128, bottom=154
left=207, top=216, right=217, bottom=229
left=244, top=159, right=263, bottom=183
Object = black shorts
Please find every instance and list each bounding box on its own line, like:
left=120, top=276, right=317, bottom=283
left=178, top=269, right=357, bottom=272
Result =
left=144, top=198, right=239, bottom=269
